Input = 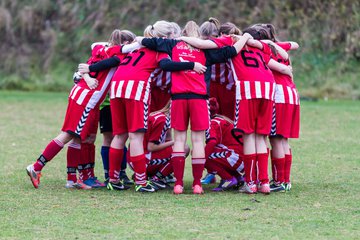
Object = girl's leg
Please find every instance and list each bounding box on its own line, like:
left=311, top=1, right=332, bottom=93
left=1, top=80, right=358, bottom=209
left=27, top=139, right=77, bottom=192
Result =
left=171, top=130, right=187, bottom=190
left=270, top=137, right=286, bottom=185
left=108, top=133, right=128, bottom=182
left=283, top=138, right=292, bottom=188
left=128, top=132, right=148, bottom=187
left=239, top=133, right=258, bottom=193
left=255, top=134, right=270, bottom=193
left=191, top=130, right=206, bottom=189
left=100, top=132, right=113, bottom=181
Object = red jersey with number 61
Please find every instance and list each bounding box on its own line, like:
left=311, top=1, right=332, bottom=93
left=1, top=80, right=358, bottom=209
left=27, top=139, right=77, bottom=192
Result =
left=110, top=48, right=168, bottom=103
left=231, top=42, right=276, bottom=100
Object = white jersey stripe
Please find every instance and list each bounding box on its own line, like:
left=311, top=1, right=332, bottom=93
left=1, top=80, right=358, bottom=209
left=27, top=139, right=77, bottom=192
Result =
left=287, top=86, right=294, bottom=104
left=135, top=81, right=144, bottom=101
left=235, top=81, right=241, bottom=100
left=244, top=81, right=251, bottom=99
left=125, top=80, right=134, bottom=99
left=110, top=81, right=116, bottom=99
left=76, top=89, right=89, bottom=105
left=265, top=82, right=270, bottom=100
left=70, top=86, right=81, bottom=100
left=255, top=81, right=262, bottom=98
left=116, top=81, right=124, bottom=98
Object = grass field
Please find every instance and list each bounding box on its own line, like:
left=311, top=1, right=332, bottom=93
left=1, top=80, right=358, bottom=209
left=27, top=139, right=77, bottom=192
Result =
left=0, top=91, right=359, bottom=239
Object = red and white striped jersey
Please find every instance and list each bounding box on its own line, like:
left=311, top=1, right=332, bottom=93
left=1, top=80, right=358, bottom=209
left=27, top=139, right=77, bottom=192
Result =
left=208, top=116, right=242, bottom=154
left=150, top=67, right=171, bottom=91
left=230, top=42, right=276, bottom=100
left=272, top=42, right=300, bottom=105
left=69, top=45, right=122, bottom=109
left=210, top=36, right=236, bottom=89
left=110, top=48, right=168, bottom=103
left=143, top=112, right=171, bottom=152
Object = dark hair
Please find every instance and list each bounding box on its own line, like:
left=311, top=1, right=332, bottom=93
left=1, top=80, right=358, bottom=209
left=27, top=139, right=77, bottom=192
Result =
left=243, top=27, right=277, bottom=56
left=219, top=22, right=242, bottom=35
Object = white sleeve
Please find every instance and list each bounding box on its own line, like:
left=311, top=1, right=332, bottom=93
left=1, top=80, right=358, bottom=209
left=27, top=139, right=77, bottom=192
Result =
left=122, top=42, right=142, bottom=53
left=91, top=42, right=108, bottom=50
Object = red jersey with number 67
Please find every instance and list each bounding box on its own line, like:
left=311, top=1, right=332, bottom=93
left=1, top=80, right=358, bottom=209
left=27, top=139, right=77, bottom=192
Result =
left=110, top=48, right=168, bottom=103
left=231, top=42, right=276, bottom=100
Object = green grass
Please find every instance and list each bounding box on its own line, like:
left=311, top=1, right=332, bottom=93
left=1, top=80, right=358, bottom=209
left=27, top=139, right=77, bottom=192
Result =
left=0, top=91, right=359, bottom=239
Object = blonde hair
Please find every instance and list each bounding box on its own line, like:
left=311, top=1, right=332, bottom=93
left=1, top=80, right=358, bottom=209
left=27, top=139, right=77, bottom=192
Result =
left=182, top=21, right=200, bottom=38
left=171, top=22, right=181, bottom=38
left=151, top=100, right=171, bottom=116
left=145, top=20, right=173, bottom=38
left=219, top=22, right=242, bottom=35
left=199, top=17, right=220, bottom=39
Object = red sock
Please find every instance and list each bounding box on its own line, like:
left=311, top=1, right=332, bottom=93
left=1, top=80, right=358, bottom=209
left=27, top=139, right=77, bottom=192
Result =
left=171, top=152, right=185, bottom=186
left=284, top=153, right=292, bottom=183
left=243, top=154, right=256, bottom=184
left=88, top=143, right=95, bottom=178
left=78, top=143, right=89, bottom=181
left=271, top=156, right=285, bottom=183
left=66, top=142, right=80, bottom=182
left=192, top=158, right=206, bottom=186
left=147, top=165, right=161, bottom=177
left=34, top=139, right=64, bottom=171
left=130, top=154, right=147, bottom=186
left=257, top=153, right=269, bottom=184
left=109, top=148, right=124, bottom=181
left=159, top=162, right=173, bottom=177
left=206, top=160, right=232, bottom=180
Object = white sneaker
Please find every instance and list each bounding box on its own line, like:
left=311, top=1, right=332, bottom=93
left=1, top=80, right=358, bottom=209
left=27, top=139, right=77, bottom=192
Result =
left=65, top=180, right=75, bottom=189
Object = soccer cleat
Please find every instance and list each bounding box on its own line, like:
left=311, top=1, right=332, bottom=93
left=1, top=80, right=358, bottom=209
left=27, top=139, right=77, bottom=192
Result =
left=107, top=180, right=130, bottom=191
left=201, top=173, right=216, bottom=184
left=84, top=177, right=106, bottom=188
left=26, top=164, right=42, bottom=189
left=149, top=179, right=167, bottom=190
left=284, top=182, right=292, bottom=192
left=212, top=177, right=238, bottom=192
left=120, top=172, right=134, bottom=185
left=74, top=179, right=92, bottom=190
left=165, top=174, right=176, bottom=184
left=270, top=182, right=286, bottom=192
left=65, top=180, right=76, bottom=189
left=239, top=182, right=257, bottom=194
left=135, top=183, right=157, bottom=193
left=193, top=184, right=204, bottom=194
left=258, top=183, right=270, bottom=194
left=173, top=184, right=184, bottom=195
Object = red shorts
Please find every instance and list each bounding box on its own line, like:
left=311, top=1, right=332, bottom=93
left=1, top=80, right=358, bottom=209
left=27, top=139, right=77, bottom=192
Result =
left=210, top=82, right=235, bottom=120
left=271, top=103, right=300, bottom=138
left=234, top=99, right=273, bottom=135
left=150, top=87, right=171, bottom=112
left=110, top=98, right=148, bottom=135
left=171, top=99, right=209, bottom=131
left=61, top=99, right=99, bottom=140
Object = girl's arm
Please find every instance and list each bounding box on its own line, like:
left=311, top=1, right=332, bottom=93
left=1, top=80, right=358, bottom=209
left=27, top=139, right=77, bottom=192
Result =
left=82, top=73, right=99, bottom=90
left=121, top=42, right=142, bottom=53
left=177, top=36, right=218, bottom=49
left=147, top=140, right=174, bottom=152
left=260, top=39, right=289, bottom=60
left=288, top=41, right=299, bottom=50
left=268, top=59, right=293, bottom=78
left=78, top=56, right=120, bottom=74
left=159, top=59, right=207, bottom=74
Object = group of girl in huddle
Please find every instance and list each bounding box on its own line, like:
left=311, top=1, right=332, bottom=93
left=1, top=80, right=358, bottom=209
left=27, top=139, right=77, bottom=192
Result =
left=26, top=18, right=300, bottom=195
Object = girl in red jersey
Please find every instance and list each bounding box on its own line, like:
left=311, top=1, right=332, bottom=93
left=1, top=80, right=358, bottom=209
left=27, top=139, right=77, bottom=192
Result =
left=205, top=98, right=244, bottom=192
left=137, top=21, right=252, bottom=194
left=178, top=28, right=291, bottom=194
left=83, top=24, right=207, bottom=193
left=26, top=29, right=128, bottom=189
left=252, top=24, right=300, bottom=192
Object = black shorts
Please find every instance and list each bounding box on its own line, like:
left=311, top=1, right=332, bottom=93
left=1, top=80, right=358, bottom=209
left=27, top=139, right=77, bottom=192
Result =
left=99, top=105, right=112, bottom=133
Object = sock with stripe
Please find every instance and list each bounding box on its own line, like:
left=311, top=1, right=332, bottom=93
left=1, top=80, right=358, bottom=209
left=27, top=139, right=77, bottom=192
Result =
left=171, top=152, right=185, bottom=186
left=243, top=154, right=257, bottom=184
left=109, top=147, right=124, bottom=182
left=192, top=158, right=206, bottom=186
left=271, top=156, right=285, bottom=184
left=284, top=152, right=292, bottom=183
left=78, top=143, right=90, bottom=181
left=130, top=154, right=147, bottom=186
left=257, top=153, right=269, bottom=184
left=33, top=139, right=64, bottom=171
